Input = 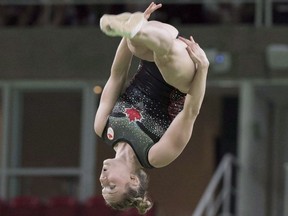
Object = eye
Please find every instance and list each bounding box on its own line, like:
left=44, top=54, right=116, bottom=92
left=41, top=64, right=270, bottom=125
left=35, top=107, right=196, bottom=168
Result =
left=101, top=184, right=116, bottom=192
left=109, top=185, right=116, bottom=190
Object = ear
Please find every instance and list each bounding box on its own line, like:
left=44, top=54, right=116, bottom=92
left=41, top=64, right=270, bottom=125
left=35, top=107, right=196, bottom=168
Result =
left=130, top=174, right=140, bottom=187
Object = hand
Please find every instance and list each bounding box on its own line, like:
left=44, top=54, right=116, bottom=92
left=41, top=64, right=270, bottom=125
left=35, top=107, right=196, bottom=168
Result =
left=178, top=36, right=209, bottom=69
left=143, top=2, right=162, bottom=20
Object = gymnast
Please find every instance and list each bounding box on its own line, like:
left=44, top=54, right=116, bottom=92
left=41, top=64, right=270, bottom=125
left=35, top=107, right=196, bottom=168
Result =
left=94, top=2, right=209, bottom=214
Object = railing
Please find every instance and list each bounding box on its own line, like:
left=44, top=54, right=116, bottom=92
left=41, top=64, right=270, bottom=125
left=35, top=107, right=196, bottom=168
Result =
left=192, top=154, right=237, bottom=216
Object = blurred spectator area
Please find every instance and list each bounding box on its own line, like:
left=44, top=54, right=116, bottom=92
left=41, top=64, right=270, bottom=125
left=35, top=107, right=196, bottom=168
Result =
left=0, top=2, right=287, bottom=27
left=0, top=2, right=271, bottom=27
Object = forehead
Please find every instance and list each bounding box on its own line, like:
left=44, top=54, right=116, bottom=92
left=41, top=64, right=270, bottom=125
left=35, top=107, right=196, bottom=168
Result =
left=103, top=186, right=126, bottom=203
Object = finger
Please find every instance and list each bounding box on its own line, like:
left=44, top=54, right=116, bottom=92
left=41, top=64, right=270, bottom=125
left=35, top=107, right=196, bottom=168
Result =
left=186, top=46, right=198, bottom=58
left=187, top=36, right=199, bottom=48
left=156, top=3, right=162, bottom=8
left=179, top=36, right=194, bottom=47
left=150, top=3, right=161, bottom=13
left=178, top=36, right=187, bottom=40
left=178, top=36, right=188, bottom=41
left=152, top=3, right=162, bottom=12
left=147, top=2, right=154, bottom=11
left=179, top=35, right=195, bottom=46
left=186, top=46, right=194, bottom=56
left=190, top=36, right=195, bottom=43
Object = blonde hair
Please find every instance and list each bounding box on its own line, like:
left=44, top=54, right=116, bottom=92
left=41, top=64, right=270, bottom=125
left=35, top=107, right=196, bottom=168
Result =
left=130, top=196, right=153, bottom=214
left=106, top=169, right=152, bottom=214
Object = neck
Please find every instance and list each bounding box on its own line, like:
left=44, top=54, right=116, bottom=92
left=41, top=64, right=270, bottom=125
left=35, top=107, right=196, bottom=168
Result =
left=114, top=142, right=142, bottom=169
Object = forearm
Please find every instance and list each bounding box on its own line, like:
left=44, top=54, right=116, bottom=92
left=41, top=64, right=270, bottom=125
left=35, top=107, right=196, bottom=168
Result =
left=111, top=38, right=133, bottom=79
left=94, top=38, right=133, bottom=136
left=185, top=65, right=208, bottom=116
left=148, top=71, right=207, bottom=167
left=104, top=38, right=133, bottom=107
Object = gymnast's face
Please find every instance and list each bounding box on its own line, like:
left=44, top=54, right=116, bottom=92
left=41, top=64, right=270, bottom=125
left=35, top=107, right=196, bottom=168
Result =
left=99, top=158, right=136, bottom=203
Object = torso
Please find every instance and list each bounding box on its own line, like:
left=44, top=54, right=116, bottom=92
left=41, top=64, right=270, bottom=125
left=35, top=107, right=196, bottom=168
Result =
left=101, top=60, right=186, bottom=168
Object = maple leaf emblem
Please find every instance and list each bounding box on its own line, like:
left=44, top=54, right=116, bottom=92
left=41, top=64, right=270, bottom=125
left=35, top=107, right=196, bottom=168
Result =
left=107, top=127, right=114, bottom=140
left=125, top=107, right=143, bottom=122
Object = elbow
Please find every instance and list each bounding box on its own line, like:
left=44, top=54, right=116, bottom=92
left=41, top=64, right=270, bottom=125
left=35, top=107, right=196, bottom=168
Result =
left=183, top=108, right=200, bottom=120
left=94, top=121, right=100, bottom=137
left=94, top=116, right=104, bottom=138
left=94, top=123, right=103, bottom=138
left=94, top=121, right=98, bottom=135
left=188, top=103, right=202, bottom=119
left=190, top=108, right=200, bottom=118
left=184, top=102, right=201, bottom=118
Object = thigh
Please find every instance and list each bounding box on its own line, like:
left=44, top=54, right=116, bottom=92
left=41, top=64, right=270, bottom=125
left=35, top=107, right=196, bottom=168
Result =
left=127, top=39, right=154, bottom=61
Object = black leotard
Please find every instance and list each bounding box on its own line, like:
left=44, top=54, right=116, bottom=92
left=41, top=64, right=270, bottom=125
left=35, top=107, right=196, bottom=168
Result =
left=102, top=60, right=185, bottom=168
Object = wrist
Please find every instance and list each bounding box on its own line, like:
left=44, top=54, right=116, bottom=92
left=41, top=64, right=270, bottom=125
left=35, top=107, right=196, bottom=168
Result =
left=197, top=65, right=209, bottom=72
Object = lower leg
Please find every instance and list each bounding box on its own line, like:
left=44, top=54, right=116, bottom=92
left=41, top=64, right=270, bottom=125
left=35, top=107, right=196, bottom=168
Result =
left=100, top=13, right=178, bottom=57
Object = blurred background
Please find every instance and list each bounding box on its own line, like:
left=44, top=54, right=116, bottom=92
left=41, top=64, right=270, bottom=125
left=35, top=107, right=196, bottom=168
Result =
left=0, top=0, right=287, bottom=216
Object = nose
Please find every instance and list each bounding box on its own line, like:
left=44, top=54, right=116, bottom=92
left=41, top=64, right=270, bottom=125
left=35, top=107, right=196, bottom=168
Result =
left=100, top=174, right=106, bottom=180
left=99, top=174, right=108, bottom=185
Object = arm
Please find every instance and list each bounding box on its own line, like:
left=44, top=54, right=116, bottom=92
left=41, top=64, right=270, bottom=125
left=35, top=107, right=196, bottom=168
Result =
left=148, top=36, right=209, bottom=168
left=94, top=38, right=133, bottom=137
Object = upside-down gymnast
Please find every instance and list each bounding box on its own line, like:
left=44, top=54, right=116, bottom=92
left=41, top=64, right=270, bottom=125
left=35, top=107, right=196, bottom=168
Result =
left=94, top=2, right=209, bottom=214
